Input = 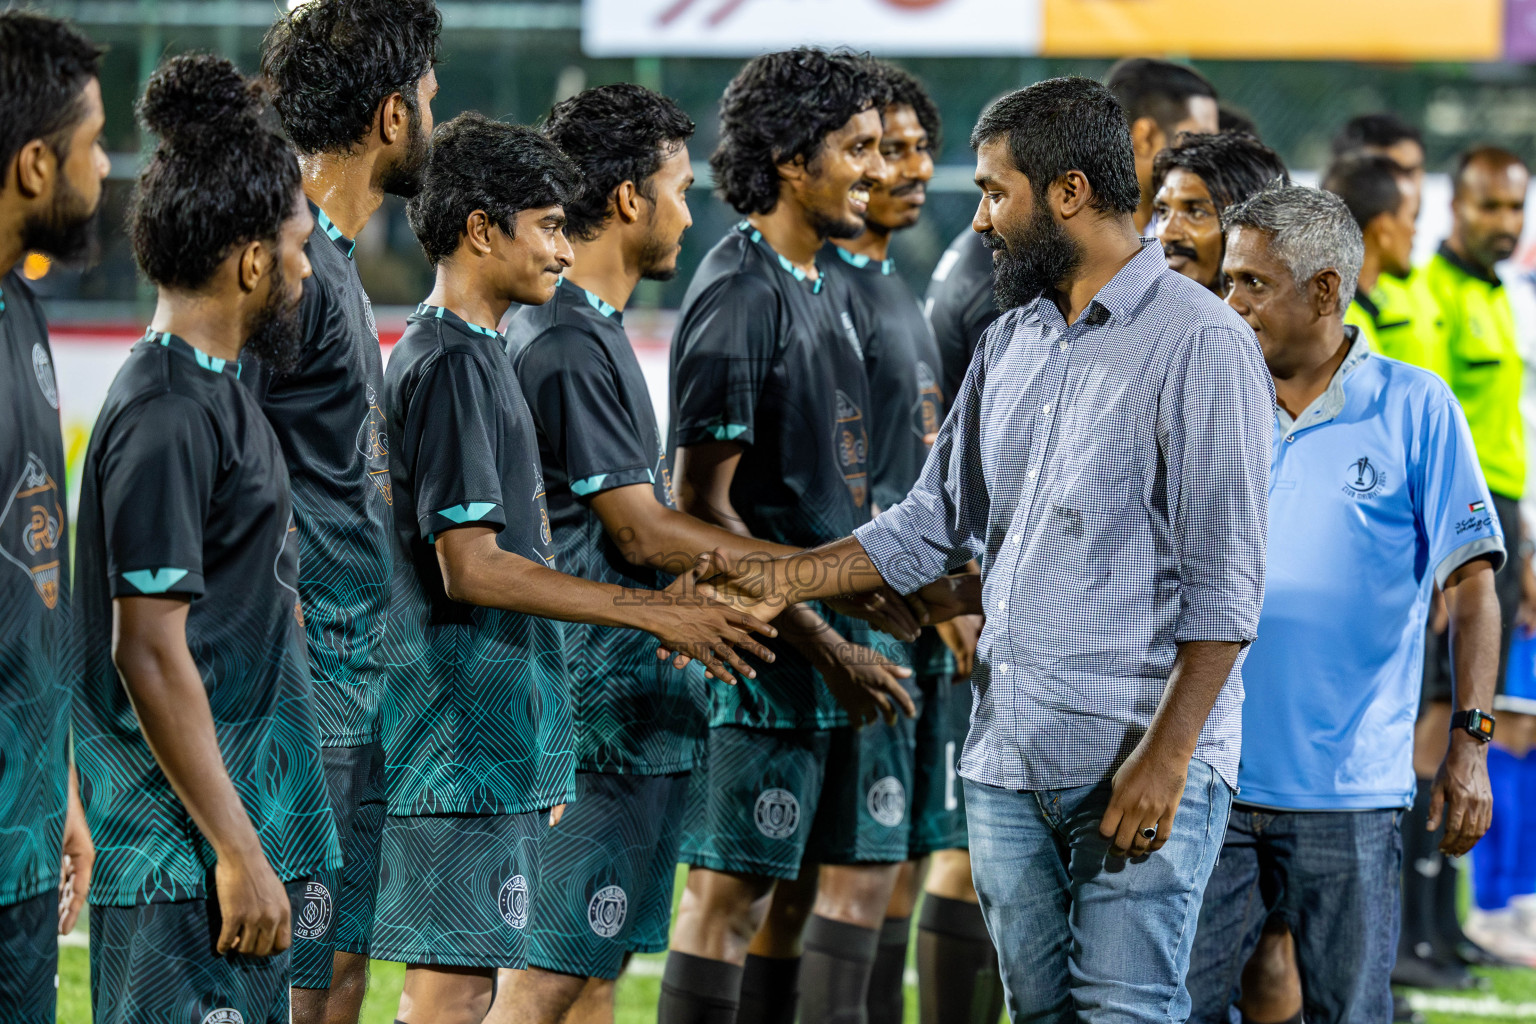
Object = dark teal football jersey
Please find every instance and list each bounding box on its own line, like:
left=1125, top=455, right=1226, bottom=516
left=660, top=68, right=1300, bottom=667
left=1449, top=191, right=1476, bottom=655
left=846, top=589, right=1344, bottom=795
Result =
left=0, top=272, right=70, bottom=907
left=75, top=330, right=340, bottom=906
left=381, top=304, right=575, bottom=816
left=508, top=278, right=707, bottom=776
left=923, top=227, right=998, bottom=404
left=242, top=203, right=393, bottom=747
left=669, top=224, right=876, bottom=730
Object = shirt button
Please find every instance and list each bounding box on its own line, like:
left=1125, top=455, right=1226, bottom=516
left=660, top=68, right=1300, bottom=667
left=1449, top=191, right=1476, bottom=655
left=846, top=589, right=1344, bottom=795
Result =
left=1028, top=468, right=1038, bottom=479
left=998, top=662, right=1009, bottom=674
left=997, top=598, right=1008, bottom=611
left=1011, top=534, right=1021, bottom=545
left=1042, top=403, right=1052, bottom=415
left=1285, top=435, right=1295, bottom=444
left=1058, top=341, right=1068, bottom=352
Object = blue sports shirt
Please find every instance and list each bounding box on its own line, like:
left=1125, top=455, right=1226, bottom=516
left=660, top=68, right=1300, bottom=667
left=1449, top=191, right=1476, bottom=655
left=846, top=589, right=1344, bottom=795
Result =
left=1238, top=329, right=1504, bottom=810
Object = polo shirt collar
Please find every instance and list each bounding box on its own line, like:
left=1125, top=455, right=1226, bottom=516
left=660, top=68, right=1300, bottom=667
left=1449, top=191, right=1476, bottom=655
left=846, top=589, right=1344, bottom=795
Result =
left=1275, top=325, right=1368, bottom=433
left=1437, top=240, right=1501, bottom=288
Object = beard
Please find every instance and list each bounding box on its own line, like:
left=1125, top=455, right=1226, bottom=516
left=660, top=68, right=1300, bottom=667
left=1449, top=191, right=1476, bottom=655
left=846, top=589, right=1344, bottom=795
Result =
left=809, top=202, right=865, bottom=241
left=21, top=171, right=101, bottom=267
left=379, top=102, right=431, bottom=199
left=243, top=262, right=306, bottom=374
left=638, top=225, right=681, bottom=283
left=985, top=199, right=1083, bottom=312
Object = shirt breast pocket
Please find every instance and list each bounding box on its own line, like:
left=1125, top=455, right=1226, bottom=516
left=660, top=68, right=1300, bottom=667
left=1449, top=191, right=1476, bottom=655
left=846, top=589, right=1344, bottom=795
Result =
left=1049, top=437, right=1143, bottom=554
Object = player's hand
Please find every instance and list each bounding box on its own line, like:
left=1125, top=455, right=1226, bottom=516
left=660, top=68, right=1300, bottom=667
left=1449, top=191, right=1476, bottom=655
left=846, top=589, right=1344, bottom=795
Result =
left=935, top=614, right=983, bottom=680
left=1429, top=733, right=1493, bottom=857
left=213, top=845, right=291, bottom=957
left=549, top=803, right=566, bottom=828
left=648, top=551, right=777, bottom=685
left=1098, top=737, right=1188, bottom=859
left=907, top=573, right=983, bottom=625
left=816, top=640, right=916, bottom=726
left=58, top=772, right=94, bottom=935
left=826, top=586, right=920, bottom=643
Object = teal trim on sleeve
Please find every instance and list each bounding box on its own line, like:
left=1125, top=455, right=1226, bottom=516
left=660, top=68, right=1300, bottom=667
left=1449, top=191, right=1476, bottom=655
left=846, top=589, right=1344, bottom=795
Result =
left=436, top=502, right=499, bottom=524
left=707, top=423, right=750, bottom=441
left=121, top=568, right=190, bottom=594
left=570, top=474, right=608, bottom=496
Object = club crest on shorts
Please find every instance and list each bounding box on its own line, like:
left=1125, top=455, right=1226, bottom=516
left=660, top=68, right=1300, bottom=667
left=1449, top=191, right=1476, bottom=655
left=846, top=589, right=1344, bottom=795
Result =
left=202, top=1010, right=244, bottom=1024
left=867, top=776, right=906, bottom=828
left=754, top=788, right=801, bottom=840
left=32, top=343, right=58, bottom=409
left=499, top=874, right=529, bottom=929
left=587, top=884, right=628, bottom=938
left=294, top=880, right=333, bottom=940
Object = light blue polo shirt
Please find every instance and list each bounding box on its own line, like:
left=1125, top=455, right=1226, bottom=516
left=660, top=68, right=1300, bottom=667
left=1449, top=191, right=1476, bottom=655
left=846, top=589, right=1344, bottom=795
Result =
left=1238, top=327, right=1504, bottom=811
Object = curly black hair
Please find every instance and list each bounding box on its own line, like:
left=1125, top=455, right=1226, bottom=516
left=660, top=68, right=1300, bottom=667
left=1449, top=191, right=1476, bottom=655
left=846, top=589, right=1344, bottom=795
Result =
left=878, top=62, right=941, bottom=152
left=971, top=77, right=1140, bottom=215
left=128, top=54, right=302, bottom=291
left=710, top=47, right=889, bottom=216
left=406, top=112, right=581, bottom=267
left=0, top=11, right=104, bottom=177
left=1151, top=131, right=1289, bottom=213
left=541, top=84, right=695, bottom=243
left=261, top=0, right=441, bottom=155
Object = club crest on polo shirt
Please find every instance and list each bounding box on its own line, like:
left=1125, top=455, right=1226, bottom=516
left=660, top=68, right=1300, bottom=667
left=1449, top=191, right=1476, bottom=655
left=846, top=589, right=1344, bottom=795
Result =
left=867, top=776, right=906, bottom=828
left=294, top=880, right=333, bottom=940
left=32, top=343, right=58, bottom=409
left=202, top=1010, right=243, bottom=1024
left=835, top=390, right=869, bottom=509
left=358, top=384, right=393, bottom=506
left=499, top=874, right=529, bottom=929
left=1342, top=455, right=1385, bottom=499
left=1, top=453, right=63, bottom=609
left=587, top=884, right=628, bottom=938
left=755, top=788, right=801, bottom=840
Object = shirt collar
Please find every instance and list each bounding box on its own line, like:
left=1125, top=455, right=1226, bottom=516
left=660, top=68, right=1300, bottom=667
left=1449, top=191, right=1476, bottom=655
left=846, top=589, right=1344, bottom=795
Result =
left=738, top=221, right=824, bottom=295
left=1436, top=240, right=1501, bottom=288
left=1022, top=239, right=1167, bottom=328
left=557, top=276, right=623, bottom=323
left=310, top=200, right=357, bottom=260
left=832, top=243, right=895, bottom=276
left=413, top=302, right=507, bottom=348
left=144, top=328, right=242, bottom=377
left=1353, top=287, right=1380, bottom=323
left=1274, top=325, right=1368, bottom=433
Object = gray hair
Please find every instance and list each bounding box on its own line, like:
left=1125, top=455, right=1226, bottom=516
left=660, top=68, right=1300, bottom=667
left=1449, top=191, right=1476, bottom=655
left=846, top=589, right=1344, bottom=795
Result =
left=1222, top=183, right=1364, bottom=315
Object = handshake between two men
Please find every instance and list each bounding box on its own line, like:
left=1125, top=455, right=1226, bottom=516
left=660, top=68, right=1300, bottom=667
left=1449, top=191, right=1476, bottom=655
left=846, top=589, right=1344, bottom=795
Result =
left=638, top=532, right=982, bottom=727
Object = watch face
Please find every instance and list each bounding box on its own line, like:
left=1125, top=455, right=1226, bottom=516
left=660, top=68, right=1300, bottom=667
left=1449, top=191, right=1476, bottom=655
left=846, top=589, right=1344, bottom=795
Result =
left=1473, top=713, right=1495, bottom=738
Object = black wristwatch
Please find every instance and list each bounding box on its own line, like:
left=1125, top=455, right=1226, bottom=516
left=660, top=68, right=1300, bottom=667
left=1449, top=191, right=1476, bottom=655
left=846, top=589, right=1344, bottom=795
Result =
left=1451, top=709, right=1496, bottom=743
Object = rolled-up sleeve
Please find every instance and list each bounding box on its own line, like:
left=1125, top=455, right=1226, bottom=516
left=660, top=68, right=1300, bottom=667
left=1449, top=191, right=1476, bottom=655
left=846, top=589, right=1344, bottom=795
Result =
left=1160, top=324, right=1272, bottom=644
left=856, top=323, right=993, bottom=593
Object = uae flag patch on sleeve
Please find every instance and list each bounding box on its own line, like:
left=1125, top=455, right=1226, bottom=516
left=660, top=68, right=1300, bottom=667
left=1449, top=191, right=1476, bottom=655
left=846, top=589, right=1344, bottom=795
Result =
left=1470, top=501, right=1487, bottom=512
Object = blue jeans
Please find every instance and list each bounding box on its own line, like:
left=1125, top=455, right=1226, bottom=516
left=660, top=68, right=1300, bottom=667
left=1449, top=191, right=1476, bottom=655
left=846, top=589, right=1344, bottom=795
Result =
left=1186, top=805, right=1401, bottom=1024
left=966, top=758, right=1233, bottom=1024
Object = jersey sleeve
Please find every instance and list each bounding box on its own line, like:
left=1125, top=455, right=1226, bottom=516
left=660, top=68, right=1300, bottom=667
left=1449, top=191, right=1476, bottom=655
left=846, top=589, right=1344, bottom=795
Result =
left=1413, top=379, right=1507, bottom=586
left=518, top=326, right=655, bottom=498
left=671, top=272, right=780, bottom=449
left=404, top=352, right=509, bottom=539
left=101, top=395, right=219, bottom=599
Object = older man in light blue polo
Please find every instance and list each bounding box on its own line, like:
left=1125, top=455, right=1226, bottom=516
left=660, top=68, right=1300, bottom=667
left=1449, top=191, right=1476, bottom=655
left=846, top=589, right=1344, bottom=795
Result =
left=1187, top=184, right=1503, bottom=1024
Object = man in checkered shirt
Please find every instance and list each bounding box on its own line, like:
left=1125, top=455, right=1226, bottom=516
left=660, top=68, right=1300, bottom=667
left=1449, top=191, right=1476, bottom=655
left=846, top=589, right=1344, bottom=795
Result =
left=717, top=75, right=1273, bottom=1021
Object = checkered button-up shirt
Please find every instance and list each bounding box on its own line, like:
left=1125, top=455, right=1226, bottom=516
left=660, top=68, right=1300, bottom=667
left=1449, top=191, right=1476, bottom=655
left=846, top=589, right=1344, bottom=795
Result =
left=855, top=241, right=1272, bottom=791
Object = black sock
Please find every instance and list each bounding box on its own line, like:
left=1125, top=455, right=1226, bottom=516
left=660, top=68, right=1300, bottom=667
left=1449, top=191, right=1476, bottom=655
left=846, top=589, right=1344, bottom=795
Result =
left=660, top=951, right=746, bottom=1024
left=738, top=953, right=801, bottom=1024
left=866, top=917, right=910, bottom=1024
left=798, top=914, right=882, bottom=1024
left=917, top=894, right=1005, bottom=1024
left=1398, top=779, right=1445, bottom=965
left=1241, top=1013, right=1303, bottom=1024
